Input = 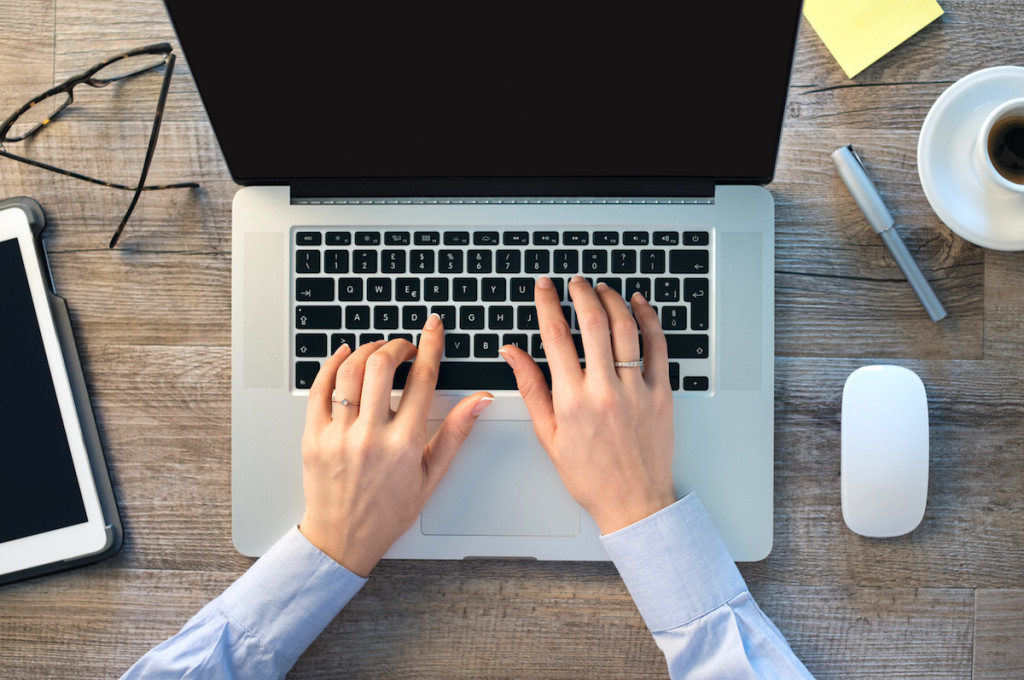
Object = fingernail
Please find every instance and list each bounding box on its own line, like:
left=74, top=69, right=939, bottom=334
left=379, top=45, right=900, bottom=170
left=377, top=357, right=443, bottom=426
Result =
left=537, top=275, right=553, bottom=289
left=472, top=395, right=494, bottom=417
left=335, top=342, right=350, bottom=354
left=595, top=282, right=609, bottom=292
left=498, top=346, right=517, bottom=369
left=424, top=312, right=441, bottom=330
left=570, top=274, right=585, bottom=284
left=631, top=291, right=649, bottom=306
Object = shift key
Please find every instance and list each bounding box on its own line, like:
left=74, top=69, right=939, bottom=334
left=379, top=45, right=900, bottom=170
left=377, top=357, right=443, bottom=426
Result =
left=664, top=334, right=709, bottom=359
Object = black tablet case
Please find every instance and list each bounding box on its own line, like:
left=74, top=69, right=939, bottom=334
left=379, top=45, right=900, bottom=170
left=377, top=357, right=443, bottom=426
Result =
left=0, top=197, right=123, bottom=585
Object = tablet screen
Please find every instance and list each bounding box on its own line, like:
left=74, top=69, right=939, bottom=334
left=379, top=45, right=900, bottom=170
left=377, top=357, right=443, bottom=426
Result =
left=0, top=238, right=88, bottom=543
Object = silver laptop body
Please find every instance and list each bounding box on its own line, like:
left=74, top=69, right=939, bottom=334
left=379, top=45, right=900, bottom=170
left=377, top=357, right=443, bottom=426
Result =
left=165, top=2, right=803, bottom=561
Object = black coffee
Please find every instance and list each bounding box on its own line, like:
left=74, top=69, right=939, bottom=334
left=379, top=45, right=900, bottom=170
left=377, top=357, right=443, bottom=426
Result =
left=988, top=114, right=1024, bottom=184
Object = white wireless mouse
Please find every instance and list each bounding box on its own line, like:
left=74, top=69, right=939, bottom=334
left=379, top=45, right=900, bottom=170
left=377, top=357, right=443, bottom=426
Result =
left=841, top=365, right=929, bottom=538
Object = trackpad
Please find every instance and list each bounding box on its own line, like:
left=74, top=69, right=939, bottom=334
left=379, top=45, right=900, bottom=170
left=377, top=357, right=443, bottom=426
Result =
left=421, top=421, right=580, bottom=537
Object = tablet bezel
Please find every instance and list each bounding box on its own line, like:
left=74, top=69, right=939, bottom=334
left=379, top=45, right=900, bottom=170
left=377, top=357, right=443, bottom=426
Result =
left=0, top=206, right=111, bottom=576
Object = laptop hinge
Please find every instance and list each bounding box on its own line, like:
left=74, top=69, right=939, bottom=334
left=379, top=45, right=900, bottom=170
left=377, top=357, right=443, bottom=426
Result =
left=290, top=179, right=715, bottom=205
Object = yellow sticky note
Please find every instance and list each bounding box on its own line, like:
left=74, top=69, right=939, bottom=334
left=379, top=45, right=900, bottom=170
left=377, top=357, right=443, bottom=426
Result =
left=804, top=0, right=944, bottom=78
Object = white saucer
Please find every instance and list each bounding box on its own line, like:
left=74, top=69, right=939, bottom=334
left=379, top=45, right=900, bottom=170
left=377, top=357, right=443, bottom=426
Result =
left=918, top=66, right=1024, bottom=251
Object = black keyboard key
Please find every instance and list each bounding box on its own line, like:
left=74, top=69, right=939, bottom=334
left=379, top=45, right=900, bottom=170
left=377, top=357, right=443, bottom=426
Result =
left=440, top=250, right=463, bottom=273
left=683, top=231, right=710, bottom=246
left=554, top=250, right=578, bottom=274
left=431, top=306, right=456, bottom=329
left=533, top=231, right=559, bottom=245
left=503, top=333, right=528, bottom=351
left=444, top=232, right=470, bottom=245
left=331, top=333, right=356, bottom=352
left=475, top=334, right=500, bottom=357
left=389, top=333, right=414, bottom=343
left=474, top=231, right=500, bottom=245
left=353, top=250, right=377, bottom=273
left=453, top=278, right=478, bottom=301
left=382, top=250, right=406, bottom=273
left=445, top=333, right=471, bottom=357
left=525, top=250, right=550, bottom=273
left=296, top=305, right=341, bottom=329
left=295, top=278, right=334, bottom=302
left=402, top=306, right=429, bottom=329
left=481, top=278, right=506, bottom=301
left=424, top=278, right=449, bottom=301
left=295, top=333, right=328, bottom=357
left=669, top=249, right=709, bottom=274
left=496, top=250, right=521, bottom=273
left=374, top=306, right=399, bottom=329
left=654, top=231, right=679, bottom=246
left=295, top=250, right=320, bottom=274
left=518, top=306, right=539, bottom=330
left=669, top=362, right=680, bottom=391
left=355, top=231, right=381, bottom=246
left=665, top=334, right=709, bottom=358
left=396, top=278, right=421, bottom=301
left=467, top=250, right=492, bottom=273
left=564, top=231, right=589, bottom=245
left=611, top=250, right=637, bottom=274
left=597, top=277, right=622, bottom=293
left=409, top=250, right=434, bottom=273
left=685, top=278, right=710, bottom=330
left=662, top=306, right=687, bottom=330
left=326, top=231, right=351, bottom=246
left=367, top=278, right=391, bottom=301
left=683, top=376, right=710, bottom=391
left=296, top=231, right=321, bottom=246
left=345, top=306, right=371, bottom=329
left=392, top=361, right=536, bottom=390
left=385, top=231, right=411, bottom=245
left=510, top=278, right=534, bottom=301
left=460, top=306, right=485, bottom=329
left=295, top=361, right=320, bottom=389
left=593, top=231, right=619, bottom=245
left=338, top=278, right=363, bottom=301
left=654, top=278, right=680, bottom=302
left=625, top=277, right=651, bottom=300
left=415, top=231, right=440, bottom=245
left=624, top=231, right=649, bottom=245
left=324, top=250, right=348, bottom=274
left=503, top=232, right=530, bottom=245
left=640, top=250, right=665, bottom=274
left=360, top=333, right=385, bottom=344
left=489, top=306, right=514, bottom=329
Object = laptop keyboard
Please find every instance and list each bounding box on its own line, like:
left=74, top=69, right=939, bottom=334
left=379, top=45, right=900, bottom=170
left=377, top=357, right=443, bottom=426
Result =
left=292, top=227, right=712, bottom=393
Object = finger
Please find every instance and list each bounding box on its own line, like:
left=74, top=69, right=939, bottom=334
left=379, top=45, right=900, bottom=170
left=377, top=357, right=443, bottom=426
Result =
left=596, top=282, right=643, bottom=380
left=333, top=339, right=385, bottom=422
left=395, top=313, right=444, bottom=427
left=534, top=275, right=582, bottom=386
left=421, top=391, right=494, bottom=494
left=360, top=338, right=418, bottom=423
left=498, top=343, right=556, bottom=452
left=567, top=276, right=615, bottom=379
left=631, top=292, right=670, bottom=389
left=305, top=343, right=353, bottom=430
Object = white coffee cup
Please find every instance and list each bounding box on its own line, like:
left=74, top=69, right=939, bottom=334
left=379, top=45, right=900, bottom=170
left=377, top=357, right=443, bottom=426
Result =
left=972, top=97, right=1024, bottom=194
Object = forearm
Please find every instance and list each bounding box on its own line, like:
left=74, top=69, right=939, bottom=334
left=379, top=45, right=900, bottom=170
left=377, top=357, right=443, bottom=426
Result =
left=602, top=495, right=815, bottom=679
left=121, top=527, right=366, bottom=679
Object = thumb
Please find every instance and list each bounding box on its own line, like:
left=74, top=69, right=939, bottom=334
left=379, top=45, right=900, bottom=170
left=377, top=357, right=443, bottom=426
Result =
left=422, top=391, right=494, bottom=490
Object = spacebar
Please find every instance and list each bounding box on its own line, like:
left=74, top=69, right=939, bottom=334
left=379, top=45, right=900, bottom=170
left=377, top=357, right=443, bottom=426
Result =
left=393, top=361, right=551, bottom=390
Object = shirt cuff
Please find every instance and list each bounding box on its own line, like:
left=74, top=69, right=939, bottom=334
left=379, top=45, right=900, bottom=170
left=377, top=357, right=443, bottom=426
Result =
left=600, top=494, right=747, bottom=633
left=218, top=526, right=368, bottom=668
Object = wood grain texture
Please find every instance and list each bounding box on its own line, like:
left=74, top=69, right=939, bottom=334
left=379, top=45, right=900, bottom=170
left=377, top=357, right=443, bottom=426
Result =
left=1, top=0, right=1023, bottom=678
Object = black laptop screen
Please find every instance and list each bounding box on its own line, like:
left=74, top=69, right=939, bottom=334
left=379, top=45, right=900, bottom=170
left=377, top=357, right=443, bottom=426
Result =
left=165, top=3, right=802, bottom=193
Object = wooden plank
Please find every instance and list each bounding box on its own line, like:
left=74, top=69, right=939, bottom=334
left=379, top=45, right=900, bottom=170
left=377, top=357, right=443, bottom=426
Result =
left=974, top=589, right=1024, bottom=680
left=0, top=0, right=54, bottom=114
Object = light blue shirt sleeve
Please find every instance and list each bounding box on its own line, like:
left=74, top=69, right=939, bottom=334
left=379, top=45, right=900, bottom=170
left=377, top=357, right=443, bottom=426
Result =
left=120, top=526, right=366, bottom=680
left=601, top=494, right=815, bottom=679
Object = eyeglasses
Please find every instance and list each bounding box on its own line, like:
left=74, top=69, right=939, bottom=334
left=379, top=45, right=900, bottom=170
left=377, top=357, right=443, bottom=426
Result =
left=0, top=43, right=199, bottom=248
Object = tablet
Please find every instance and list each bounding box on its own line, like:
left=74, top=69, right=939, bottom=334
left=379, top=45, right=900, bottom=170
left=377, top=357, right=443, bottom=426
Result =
left=0, top=197, right=122, bottom=585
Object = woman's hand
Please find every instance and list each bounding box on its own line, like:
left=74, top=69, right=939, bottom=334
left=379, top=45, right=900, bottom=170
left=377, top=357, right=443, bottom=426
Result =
left=298, top=314, right=493, bottom=576
left=500, top=276, right=677, bottom=534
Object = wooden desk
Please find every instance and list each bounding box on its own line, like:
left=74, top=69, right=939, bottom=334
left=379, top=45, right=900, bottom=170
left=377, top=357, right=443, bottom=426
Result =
left=1, top=2, right=1022, bottom=677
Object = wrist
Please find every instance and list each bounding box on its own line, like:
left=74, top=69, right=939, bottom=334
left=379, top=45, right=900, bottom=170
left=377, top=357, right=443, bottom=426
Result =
left=298, top=513, right=381, bottom=578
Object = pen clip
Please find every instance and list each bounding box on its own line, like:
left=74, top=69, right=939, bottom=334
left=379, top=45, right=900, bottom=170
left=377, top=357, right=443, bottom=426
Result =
left=844, top=144, right=868, bottom=172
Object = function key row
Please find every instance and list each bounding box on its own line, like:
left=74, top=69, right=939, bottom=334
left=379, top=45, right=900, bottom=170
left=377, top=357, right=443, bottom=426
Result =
left=296, top=230, right=710, bottom=247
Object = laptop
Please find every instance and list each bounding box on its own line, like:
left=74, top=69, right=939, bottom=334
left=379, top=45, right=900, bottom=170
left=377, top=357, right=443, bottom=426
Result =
left=164, top=2, right=803, bottom=562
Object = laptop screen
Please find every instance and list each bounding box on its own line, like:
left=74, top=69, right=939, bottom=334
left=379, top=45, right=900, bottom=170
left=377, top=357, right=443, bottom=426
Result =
left=165, top=3, right=802, bottom=192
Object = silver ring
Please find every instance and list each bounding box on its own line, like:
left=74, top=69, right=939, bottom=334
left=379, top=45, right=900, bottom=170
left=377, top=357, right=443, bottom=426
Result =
left=332, top=398, right=360, bottom=406
left=613, top=360, right=644, bottom=368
